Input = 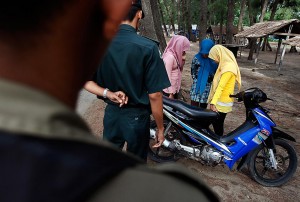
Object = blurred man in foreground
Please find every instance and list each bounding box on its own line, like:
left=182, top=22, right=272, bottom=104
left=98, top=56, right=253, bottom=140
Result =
left=0, top=0, right=218, bottom=201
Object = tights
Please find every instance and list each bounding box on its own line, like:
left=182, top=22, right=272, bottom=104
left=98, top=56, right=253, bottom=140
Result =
left=191, top=101, right=227, bottom=136
left=212, top=112, right=227, bottom=136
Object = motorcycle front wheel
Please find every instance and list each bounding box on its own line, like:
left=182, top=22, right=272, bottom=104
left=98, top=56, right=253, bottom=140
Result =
left=148, top=120, right=186, bottom=163
left=248, top=139, right=298, bottom=187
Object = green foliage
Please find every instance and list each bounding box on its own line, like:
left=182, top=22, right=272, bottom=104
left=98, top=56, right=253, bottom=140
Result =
left=274, top=7, right=298, bottom=20
left=208, top=0, right=228, bottom=25
left=266, top=0, right=300, bottom=20
left=157, top=0, right=300, bottom=28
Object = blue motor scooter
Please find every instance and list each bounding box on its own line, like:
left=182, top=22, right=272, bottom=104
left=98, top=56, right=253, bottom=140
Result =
left=149, top=88, right=297, bottom=186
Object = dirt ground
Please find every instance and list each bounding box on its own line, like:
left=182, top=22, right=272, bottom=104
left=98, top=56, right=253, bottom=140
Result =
left=76, top=41, right=300, bottom=201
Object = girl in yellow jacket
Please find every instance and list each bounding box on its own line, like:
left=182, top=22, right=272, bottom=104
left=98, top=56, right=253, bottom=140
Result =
left=208, top=45, right=242, bottom=136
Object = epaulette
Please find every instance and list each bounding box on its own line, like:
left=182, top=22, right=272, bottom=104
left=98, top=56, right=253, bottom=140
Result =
left=141, top=36, right=160, bottom=47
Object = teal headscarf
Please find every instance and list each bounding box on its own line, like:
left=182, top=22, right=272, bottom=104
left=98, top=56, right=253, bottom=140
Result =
left=195, top=39, right=217, bottom=94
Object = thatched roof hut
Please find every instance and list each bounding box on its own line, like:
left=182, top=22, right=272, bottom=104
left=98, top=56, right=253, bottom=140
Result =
left=283, top=36, right=300, bottom=47
left=235, top=19, right=300, bottom=38
left=235, top=19, right=300, bottom=70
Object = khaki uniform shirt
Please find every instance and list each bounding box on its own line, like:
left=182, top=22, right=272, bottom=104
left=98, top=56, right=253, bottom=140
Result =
left=0, top=79, right=218, bottom=202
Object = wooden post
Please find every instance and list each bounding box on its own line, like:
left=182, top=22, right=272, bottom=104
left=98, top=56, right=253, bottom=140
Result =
left=274, top=38, right=282, bottom=64
left=248, top=38, right=256, bottom=60
left=254, top=37, right=263, bottom=64
left=278, top=24, right=293, bottom=73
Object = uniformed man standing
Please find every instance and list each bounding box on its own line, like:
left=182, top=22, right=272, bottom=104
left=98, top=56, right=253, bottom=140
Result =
left=85, top=0, right=170, bottom=161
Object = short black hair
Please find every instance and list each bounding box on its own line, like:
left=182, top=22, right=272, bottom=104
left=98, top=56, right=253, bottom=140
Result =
left=123, top=6, right=140, bottom=22
left=0, top=0, right=73, bottom=34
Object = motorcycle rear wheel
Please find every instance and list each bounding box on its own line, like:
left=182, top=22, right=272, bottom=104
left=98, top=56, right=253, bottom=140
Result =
left=248, top=139, right=297, bottom=187
left=148, top=120, right=186, bottom=162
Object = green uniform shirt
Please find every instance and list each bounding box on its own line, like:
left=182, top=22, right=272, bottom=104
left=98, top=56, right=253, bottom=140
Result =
left=94, top=24, right=170, bottom=107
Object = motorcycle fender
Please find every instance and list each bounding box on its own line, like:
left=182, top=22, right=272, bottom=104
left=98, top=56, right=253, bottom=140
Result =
left=236, top=136, right=274, bottom=171
left=236, top=153, right=252, bottom=171
left=237, top=128, right=296, bottom=171
left=272, top=127, right=296, bottom=142
left=236, top=137, right=271, bottom=171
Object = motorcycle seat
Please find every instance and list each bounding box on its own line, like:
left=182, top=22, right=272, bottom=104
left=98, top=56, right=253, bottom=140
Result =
left=163, top=96, right=219, bottom=121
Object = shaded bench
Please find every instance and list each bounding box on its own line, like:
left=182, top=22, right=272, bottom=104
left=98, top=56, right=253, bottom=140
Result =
left=222, top=44, right=246, bottom=58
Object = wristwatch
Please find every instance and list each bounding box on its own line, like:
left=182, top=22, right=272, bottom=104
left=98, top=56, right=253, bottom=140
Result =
left=103, top=88, right=109, bottom=98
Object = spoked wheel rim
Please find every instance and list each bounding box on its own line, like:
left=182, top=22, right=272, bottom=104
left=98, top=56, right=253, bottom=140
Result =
left=254, top=147, right=290, bottom=180
left=249, top=139, right=297, bottom=186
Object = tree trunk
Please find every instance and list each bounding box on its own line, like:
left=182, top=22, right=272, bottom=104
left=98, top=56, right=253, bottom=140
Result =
left=158, top=0, right=169, bottom=37
left=177, top=0, right=181, bottom=32
left=199, top=0, right=208, bottom=42
left=259, top=0, right=268, bottom=22
left=171, top=0, right=176, bottom=33
left=270, top=0, right=280, bottom=21
left=140, top=0, right=167, bottom=52
left=182, top=0, right=188, bottom=35
left=226, top=0, right=235, bottom=44
left=186, top=0, right=194, bottom=41
left=237, top=0, right=247, bottom=32
left=248, top=0, right=254, bottom=26
left=161, top=0, right=176, bottom=34
left=219, top=10, right=224, bottom=44
left=247, top=0, right=256, bottom=60
left=248, top=38, right=257, bottom=60
left=260, top=0, right=270, bottom=51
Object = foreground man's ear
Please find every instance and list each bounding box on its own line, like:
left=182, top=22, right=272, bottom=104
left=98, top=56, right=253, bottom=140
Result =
left=100, top=0, right=132, bottom=40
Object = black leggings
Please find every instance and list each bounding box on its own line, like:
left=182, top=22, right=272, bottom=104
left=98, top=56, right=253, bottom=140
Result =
left=212, top=112, right=227, bottom=136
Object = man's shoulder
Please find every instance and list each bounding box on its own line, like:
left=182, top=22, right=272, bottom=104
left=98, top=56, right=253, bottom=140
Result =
left=91, top=163, right=219, bottom=202
left=140, top=36, right=160, bottom=47
left=132, top=34, right=159, bottom=50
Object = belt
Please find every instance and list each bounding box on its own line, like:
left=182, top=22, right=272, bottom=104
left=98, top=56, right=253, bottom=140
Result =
left=107, top=102, right=150, bottom=110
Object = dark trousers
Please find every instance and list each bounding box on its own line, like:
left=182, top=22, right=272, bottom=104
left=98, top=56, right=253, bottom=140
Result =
left=212, top=112, right=227, bottom=136
left=103, top=104, right=150, bottom=161
left=190, top=101, right=208, bottom=109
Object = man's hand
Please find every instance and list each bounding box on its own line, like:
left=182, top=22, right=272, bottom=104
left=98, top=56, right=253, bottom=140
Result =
left=169, top=93, right=174, bottom=99
left=84, top=81, right=128, bottom=107
left=152, top=129, right=165, bottom=148
left=210, top=104, right=218, bottom=112
left=107, top=91, right=128, bottom=107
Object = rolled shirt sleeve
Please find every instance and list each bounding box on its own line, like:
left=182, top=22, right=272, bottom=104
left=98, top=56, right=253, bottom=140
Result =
left=145, top=46, right=171, bottom=94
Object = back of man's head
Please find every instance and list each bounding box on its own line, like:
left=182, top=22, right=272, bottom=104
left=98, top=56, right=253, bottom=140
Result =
left=0, top=0, right=132, bottom=107
left=0, top=0, right=73, bottom=37
left=124, top=0, right=144, bottom=22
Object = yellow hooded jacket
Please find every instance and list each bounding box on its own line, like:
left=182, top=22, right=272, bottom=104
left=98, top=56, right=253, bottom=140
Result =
left=208, top=45, right=242, bottom=113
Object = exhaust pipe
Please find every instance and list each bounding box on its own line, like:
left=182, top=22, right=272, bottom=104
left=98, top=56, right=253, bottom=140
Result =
left=150, top=128, right=173, bottom=149
left=150, top=129, right=156, bottom=139
left=162, top=139, right=171, bottom=148
left=150, top=128, right=200, bottom=159
left=164, top=139, right=195, bottom=154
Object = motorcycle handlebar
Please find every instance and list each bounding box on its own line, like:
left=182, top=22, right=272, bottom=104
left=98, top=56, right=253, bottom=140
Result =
left=230, top=93, right=243, bottom=102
